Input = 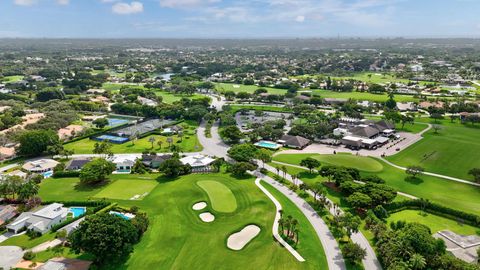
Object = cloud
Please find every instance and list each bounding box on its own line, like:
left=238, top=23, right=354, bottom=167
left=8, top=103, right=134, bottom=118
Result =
left=159, top=0, right=220, bottom=9
left=295, top=15, right=305, bottom=22
left=112, top=1, right=144, bottom=14
left=14, top=0, right=37, bottom=6
left=57, top=0, right=69, bottom=5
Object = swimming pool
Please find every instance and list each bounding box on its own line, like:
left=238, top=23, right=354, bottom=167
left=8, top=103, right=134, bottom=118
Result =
left=94, top=134, right=129, bottom=144
left=69, top=207, right=86, bottom=218
left=107, top=118, right=130, bottom=127
left=254, top=141, right=281, bottom=150
left=43, top=171, right=53, bottom=178
left=110, top=211, right=135, bottom=220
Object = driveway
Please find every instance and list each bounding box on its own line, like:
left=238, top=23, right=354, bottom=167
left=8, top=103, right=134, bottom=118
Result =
left=0, top=246, right=24, bottom=269
left=197, top=120, right=229, bottom=158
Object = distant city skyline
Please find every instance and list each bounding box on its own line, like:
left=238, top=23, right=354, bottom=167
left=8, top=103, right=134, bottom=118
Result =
left=1, top=0, right=480, bottom=38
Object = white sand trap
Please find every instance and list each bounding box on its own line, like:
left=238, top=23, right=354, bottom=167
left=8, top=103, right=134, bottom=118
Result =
left=199, top=212, right=215, bottom=222
left=192, top=201, right=207, bottom=210
left=227, top=225, right=261, bottom=251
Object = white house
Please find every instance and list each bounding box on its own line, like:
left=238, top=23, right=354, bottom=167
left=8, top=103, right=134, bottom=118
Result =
left=7, top=203, right=69, bottom=234
left=110, top=155, right=137, bottom=172
left=180, top=155, right=215, bottom=172
left=22, top=159, right=59, bottom=173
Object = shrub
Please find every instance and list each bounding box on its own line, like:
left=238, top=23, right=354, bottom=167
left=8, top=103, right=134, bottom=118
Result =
left=53, top=171, right=80, bottom=178
left=23, top=251, right=35, bottom=260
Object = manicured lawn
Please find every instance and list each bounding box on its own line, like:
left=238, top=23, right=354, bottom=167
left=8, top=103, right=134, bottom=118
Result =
left=197, top=180, right=237, bottom=213
left=94, top=179, right=158, bottom=200
left=39, top=178, right=101, bottom=201
left=260, top=180, right=328, bottom=267
left=110, top=173, right=326, bottom=269
left=387, top=210, right=480, bottom=236
left=33, top=247, right=94, bottom=263
left=64, top=133, right=202, bottom=154
left=0, top=233, right=55, bottom=249
left=387, top=119, right=480, bottom=180
left=230, top=104, right=292, bottom=113
left=102, top=83, right=145, bottom=92
left=215, top=83, right=288, bottom=95
left=271, top=153, right=480, bottom=216
left=274, top=153, right=384, bottom=172
left=394, top=122, right=429, bottom=134
left=0, top=75, right=24, bottom=83
left=311, top=89, right=417, bottom=102
left=153, top=90, right=206, bottom=104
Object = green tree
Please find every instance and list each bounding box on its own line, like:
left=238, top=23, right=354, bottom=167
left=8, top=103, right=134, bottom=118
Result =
left=341, top=242, right=367, bottom=264
left=16, top=130, right=60, bottom=157
left=148, top=136, right=156, bottom=149
left=70, top=213, right=140, bottom=264
left=227, top=143, right=259, bottom=162
left=469, top=168, right=480, bottom=183
left=159, top=158, right=191, bottom=178
left=340, top=212, right=362, bottom=238
left=406, top=165, right=424, bottom=178
left=79, top=158, right=116, bottom=185
left=17, top=180, right=39, bottom=201
left=220, top=126, right=243, bottom=144
left=409, top=253, right=426, bottom=270
left=299, top=157, right=320, bottom=173
left=347, top=192, right=372, bottom=210
left=92, top=118, right=109, bottom=129
left=257, top=149, right=272, bottom=168
left=310, top=182, right=326, bottom=200
left=230, top=162, right=256, bottom=177
left=93, top=141, right=113, bottom=157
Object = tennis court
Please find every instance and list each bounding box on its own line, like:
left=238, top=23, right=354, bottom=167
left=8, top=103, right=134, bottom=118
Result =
left=94, top=134, right=129, bottom=143
left=107, top=118, right=130, bottom=127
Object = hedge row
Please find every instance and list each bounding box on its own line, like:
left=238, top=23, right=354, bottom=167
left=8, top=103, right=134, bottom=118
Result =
left=385, top=199, right=480, bottom=227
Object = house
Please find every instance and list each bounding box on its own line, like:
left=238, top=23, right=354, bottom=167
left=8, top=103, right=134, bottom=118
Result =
left=180, top=155, right=215, bottom=172
left=7, top=203, right=69, bottom=234
left=137, top=96, right=158, bottom=107
left=396, top=102, right=417, bottom=112
left=110, top=155, right=137, bottom=172
left=277, top=135, right=310, bottom=149
left=66, top=158, right=92, bottom=171
left=141, top=154, right=172, bottom=169
left=6, top=170, right=28, bottom=179
left=323, top=98, right=348, bottom=105
left=341, top=136, right=378, bottom=150
left=349, top=125, right=380, bottom=139
left=0, top=205, right=17, bottom=226
left=162, top=125, right=183, bottom=134
left=22, top=159, right=59, bottom=173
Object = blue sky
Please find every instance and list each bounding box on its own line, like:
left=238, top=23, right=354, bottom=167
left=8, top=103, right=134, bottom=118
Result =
left=0, top=0, right=479, bottom=38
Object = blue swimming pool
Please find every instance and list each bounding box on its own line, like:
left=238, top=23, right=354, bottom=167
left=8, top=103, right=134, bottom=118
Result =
left=94, top=134, right=129, bottom=143
left=110, top=211, right=135, bottom=220
left=43, top=171, right=53, bottom=178
left=69, top=207, right=86, bottom=218
left=254, top=141, right=281, bottom=150
left=107, top=118, right=129, bottom=127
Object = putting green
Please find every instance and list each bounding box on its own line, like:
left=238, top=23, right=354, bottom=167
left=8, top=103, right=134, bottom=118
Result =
left=197, top=180, right=237, bottom=213
left=94, top=179, right=158, bottom=200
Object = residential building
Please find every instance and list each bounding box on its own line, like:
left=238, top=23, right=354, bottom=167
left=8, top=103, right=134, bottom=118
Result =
left=66, top=158, right=92, bottom=171
left=180, top=155, right=215, bottom=172
left=141, top=154, right=172, bottom=169
left=277, top=135, right=310, bottom=149
left=22, top=159, right=59, bottom=173
left=7, top=203, right=69, bottom=234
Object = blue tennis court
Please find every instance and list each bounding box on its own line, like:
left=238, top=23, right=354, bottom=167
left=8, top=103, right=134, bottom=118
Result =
left=107, top=118, right=129, bottom=127
left=94, top=134, right=129, bottom=143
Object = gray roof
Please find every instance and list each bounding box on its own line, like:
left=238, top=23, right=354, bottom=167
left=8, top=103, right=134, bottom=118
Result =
left=349, top=126, right=380, bottom=138
left=374, top=120, right=395, bottom=131
left=114, top=119, right=173, bottom=137
left=281, top=135, right=310, bottom=147
left=66, top=158, right=91, bottom=170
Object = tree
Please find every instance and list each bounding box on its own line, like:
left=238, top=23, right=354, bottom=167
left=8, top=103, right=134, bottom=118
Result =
left=36, top=88, right=65, bottom=102
left=300, top=157, right=320, bottom=173
left=340, top=212, right=362, bottom=238
left=79, top=158, right=116, bottom=185
left=257, top=149, right=272, bottom=168
left=311, top=182, right=326, bottom=200
left=70, top=213, right=140, bottom=264
left=0, top=175, right=23, bottom=199
left=131, top=159, right=149, bottom=174
left=468, top=168, right=480, bottom=183
left=230, top=162, right=256, bottom=177
left=406, top=165, right=424, bottom=178
left=157, top=139, right=163, bottom=149
left=432, top=124, right=442, bottom=134
left=16, top=130, right=60, bottom=157
left=385, top=92, right=397, bottom=110
left=347, top=192, right=372, bottom=210
left=409, top=253, right=427, bottom=270
left=92, top=118, right=109, bottom=129
left=159, top=158, right=191, bottom=178
left=227, top=143, right=259, bottom=162
left=93, top=141, right=113, bottom=157
left=17, top=180, right=39, bottom=201
left=148, top=136, right=156, bottom=149
left=341, top=242, right=367, bottom=264
left=220, top=126, right=243, bottom=144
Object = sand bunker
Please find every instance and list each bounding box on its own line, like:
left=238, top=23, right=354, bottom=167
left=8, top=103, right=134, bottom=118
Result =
left=227, top=225, right=261, bottom=250
left=199, top=212, right=215, bottom=222
left=192, top=202, right=207, bottom=210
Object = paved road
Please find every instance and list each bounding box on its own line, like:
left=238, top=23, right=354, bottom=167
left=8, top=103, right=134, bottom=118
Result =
left=262, top=163, right=382, bottom=270
left=0, top=246, right=23, bottom=269
left=197, top=120, right=229, bottom=158
left=254, top=178, right=306, bottom=262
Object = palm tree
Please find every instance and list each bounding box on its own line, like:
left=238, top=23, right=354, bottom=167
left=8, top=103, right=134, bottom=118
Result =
left=167, top=137, right=173, bottom=148
left=275, top=166, right=280, bottom=176
left=157, top=140, right=163, bottom=150
left=281, top=165, right=288, bottom=179
left=409, top=254, right=426, bottom=270
left=290, top=219, right=298, bottom=238
left=278, top=218, right=285, bottom=234
left=177, top=131, right=183, bottom=142
left=148, top=136, right=156, bottom=149
left=294, top=228, right=300, bottom=245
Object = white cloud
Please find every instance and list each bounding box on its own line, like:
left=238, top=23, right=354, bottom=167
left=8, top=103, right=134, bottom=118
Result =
left=159, top=0, right=220, bottom=9
left=101, top=0, right=119, bottom=3
left=14, top=0, right=37, bottom=6
left=112, top=1, right=144, bottom=14
left=295, top=15, right=305, bottom=22
left=57, top=0, right=69, bottom=5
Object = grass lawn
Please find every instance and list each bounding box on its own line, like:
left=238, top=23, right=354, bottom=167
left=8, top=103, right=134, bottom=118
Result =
left=271, top=153, right=480, bottom=216
left=387, top=118, right=480, bottom=180
left=197, top=180, right=237, bottom=213
left=33, top=247, right=94, bottom=263
left=387, top=210, right=480, bottom=236
left=215, top=83, right=288, bottom=95
left=230, top=104, right=292, bottom=113
left=108, top=173, right=326, bottom=269
left=0, top=233, right=56, bottom=249
left=102, top=83, right=145, bottom=92
left=274, top=153, right=384, bottom=172
left=0, top=75, right=24, bottom=83
left=153, top=90, right=206, bottom=104
left=39, top=178, right=101, bottom=201
left=311, top=89, right=417, bottom=102
left=94, top=179, right=158, bottom=200
left=260, top=180, right=328, bottom=267
left=64, top=133, right=202, bottom=154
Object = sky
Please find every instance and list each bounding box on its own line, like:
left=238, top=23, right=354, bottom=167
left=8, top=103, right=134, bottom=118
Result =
left=0, top=0, right=480, bottom=38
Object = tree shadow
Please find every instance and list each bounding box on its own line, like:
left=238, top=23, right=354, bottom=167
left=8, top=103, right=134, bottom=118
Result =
left=74, top=181, right=110, bottom=192
left=156, top=175, right=179, bottom=184
left=404, top=176, right=424, bottom=185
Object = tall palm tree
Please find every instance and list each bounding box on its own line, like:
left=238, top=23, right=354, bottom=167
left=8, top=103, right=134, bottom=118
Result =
left=148, top=136, right=156, bottom=149
left=409, top=254, right=426, bottom=270
left=275, top=166, right=280, bottom=176
left=167, top=137, right=173, bottom=148
left=294, top=228, right=300, bottom=245
left=290, top=219, right=298, bottom=238
left=157, top=140, right=163, bottom=150
left=281, top=165, right=287, bottom=179
left=278, top=218, right=285, bottom=234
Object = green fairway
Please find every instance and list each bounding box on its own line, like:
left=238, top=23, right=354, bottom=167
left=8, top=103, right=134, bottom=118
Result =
left=387, top=119, right=480, bottom=180
left=260, top=180, right=328, bottom=267
left=64, top=133, right=202, bottom=154
left=230, top=104, right=292, bottom=113
left=94, top=179, right=158, bottom=200
left=215, top=83, right=288, bottom=95
left=271, top=153, right=480, bottom=216
left=197, top=180, right=237, bottom=213
left=274, top=153, right=384, bottom=172
left=0, top=75, right=24, bottom=83
left=387, top=210, right=480, bottom=236
left=153, top=90, right=206, bottom=104
left=311, top=89, right=417, bottom=102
